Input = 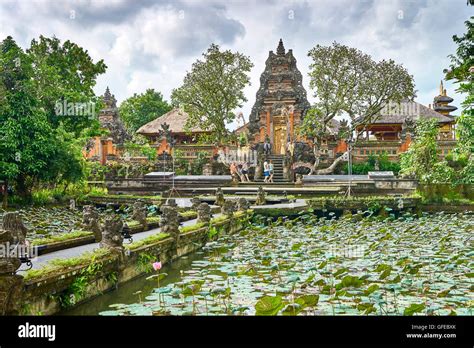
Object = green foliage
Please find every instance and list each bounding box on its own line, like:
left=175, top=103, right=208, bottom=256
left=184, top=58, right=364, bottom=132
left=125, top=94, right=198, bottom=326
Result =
left=403, top=303, right=426, bottom=316
left=127, top=233, right=169, bottom=251
left=0, top=35, right=106, bottom=199
left=255, top=295, right=285, bottom=316
left=445, top=16, right=473, bottom=117
left=27, top=35, right=106, bottom=134
left=345, top=154, right=401, bottom=175
left=31, top=230, right=92, bottom=246
left=24, top=248, right=112, bottom=281
left=399, top=119, right=440, bottom=183
left=171, top=44, right=253, bottom=144
left=400, top=119, right=473, bottom=184
left=135, top=252, right=157, bottom=273
left=119, top=89, right=172, bottom=132
left=123, top=135, right=157, bottom=161
left=303, top=42, right=415, bottom=141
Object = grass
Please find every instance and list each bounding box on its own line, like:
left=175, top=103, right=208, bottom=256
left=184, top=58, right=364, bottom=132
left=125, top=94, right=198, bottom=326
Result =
left=31, top=230, right=93, bottom=246
left=126, top=233, right=169, bottom=251
left=179, top=211, right=197, bottom=219
left=180, top=222, right=206, bottom=233
left=127, top=216, right=161, bottom=228
left=24, top=248, right=113, bottom=281
left=87, top=193, right=162, bottom=200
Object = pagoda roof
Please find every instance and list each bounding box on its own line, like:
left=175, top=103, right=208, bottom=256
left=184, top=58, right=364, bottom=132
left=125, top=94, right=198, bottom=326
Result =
left=136, top=108, right=208, bottom=135
left=356, top=100, right=455, bottom=126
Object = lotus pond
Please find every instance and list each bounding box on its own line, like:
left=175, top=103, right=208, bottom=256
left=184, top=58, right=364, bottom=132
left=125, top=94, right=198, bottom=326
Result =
left=78, top=212, right=473, bottom=316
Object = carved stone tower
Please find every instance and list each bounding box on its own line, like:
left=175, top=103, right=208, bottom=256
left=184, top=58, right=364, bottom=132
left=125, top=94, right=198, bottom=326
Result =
left=248, top=39, right=310, bottom=154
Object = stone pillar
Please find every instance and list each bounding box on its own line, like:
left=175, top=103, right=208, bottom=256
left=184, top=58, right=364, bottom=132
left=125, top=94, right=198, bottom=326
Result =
left=0, top=212, right=26, bottom=315
left=190, top=198, right=201, bottom=211
left=131, top=199, right=148, bottom=230
left=289, top=110, right=294, bottom=141
left=237, top=198, right=250, bottom=211
left=197, top=203, right=211, bottom=224
left=255, top=186, right=266, bottom=205
left=266, top=110, right=271, bottom=137
left=82, top=205, right=102, bottom=242
left=160, top=204, right=180, bottom=249
left=100, top=206, right=124, bottom=252
left=215, top=188, right=225, bottom=207
left=221, top=200, right=236, bottom=218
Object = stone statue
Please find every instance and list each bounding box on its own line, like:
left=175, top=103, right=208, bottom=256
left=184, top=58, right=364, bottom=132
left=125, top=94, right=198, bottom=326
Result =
left=100, top=206, right=124, bottom=251
left=165, top=198, right=178, bottom=208
left=160, top=204, right=180, bottom=247
left=215, top=188, right=225, bottom=206
left=69, top=199, right=76, bottom=210
left=256, top=186, right=266, bottom=205
left=197, top=203, right=211, bottom=224
left=131, top=199, right=148, bottom=230
left=0, top=213, right=26, bottom=315
left=295, top=174, right=303, bottom=185
left=221, top=200, right=236, bottom=217
left=237, top=197, right=250, bottom=211
left=82, top=205, right=102, bottom=242
left=1, top=212, right=27, bottom=245
left=190, top=197, right=201, bottom=211
left=0, top=228, right=21, bottom=275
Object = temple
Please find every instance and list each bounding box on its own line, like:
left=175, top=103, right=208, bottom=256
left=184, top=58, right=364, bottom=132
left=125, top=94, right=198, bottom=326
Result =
left=88, top=42, right=459, bottom=175
left=353, top=83, right=458, bottom=162
left=84, top=87, right=131, bottom=164
left=136, top=108, right=214, bottom=160
left=248, top=39, right=311, bottom=154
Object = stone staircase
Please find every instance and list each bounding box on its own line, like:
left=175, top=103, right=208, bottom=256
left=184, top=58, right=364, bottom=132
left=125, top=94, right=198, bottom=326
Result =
left=255, top=154, right=289, bottom=183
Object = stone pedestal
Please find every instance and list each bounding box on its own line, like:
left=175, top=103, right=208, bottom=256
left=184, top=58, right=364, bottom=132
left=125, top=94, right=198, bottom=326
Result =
left=82, top=205, right=102, bottom=242
left=131, top=199, right=148, bottom=230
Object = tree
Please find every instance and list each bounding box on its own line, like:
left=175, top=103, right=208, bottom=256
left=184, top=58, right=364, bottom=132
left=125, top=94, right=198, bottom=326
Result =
left=0, top=36, right=58, bottom=199
left=302, top=42, right=415, bottom=174
left=444, top=16, right=474, bottom=183
left=445, top=16, right=473, bottom=116
left=119, top=89, right=172, bottom=132
left=171, top=44, right=253, bottom=144
left=399, top=119, right=445, bottom=183
left=27, top=35, right=107, bottom=136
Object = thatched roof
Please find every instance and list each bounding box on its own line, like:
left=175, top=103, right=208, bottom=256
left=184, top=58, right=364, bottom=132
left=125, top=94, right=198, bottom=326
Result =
left=136, top=108, right=207, bottom=135
left=356, top=101, right=455, bottom=125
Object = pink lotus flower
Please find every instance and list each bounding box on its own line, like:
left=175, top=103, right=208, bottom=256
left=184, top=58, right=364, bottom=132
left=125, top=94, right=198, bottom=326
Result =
left=152, top=261, right=162, bottom=271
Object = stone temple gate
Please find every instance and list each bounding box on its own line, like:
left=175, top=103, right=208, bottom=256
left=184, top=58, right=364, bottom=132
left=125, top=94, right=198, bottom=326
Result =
left=248, top=39, right=310, bottom=155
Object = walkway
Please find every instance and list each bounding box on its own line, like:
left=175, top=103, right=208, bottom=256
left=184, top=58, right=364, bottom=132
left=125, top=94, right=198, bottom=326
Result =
left=20, top=217, right=204, bottom=272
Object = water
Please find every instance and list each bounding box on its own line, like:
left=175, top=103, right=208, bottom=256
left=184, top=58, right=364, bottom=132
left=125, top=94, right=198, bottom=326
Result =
left=62, top=252, right=207, bottom=315
left=65, top=212, right=474, bottom=316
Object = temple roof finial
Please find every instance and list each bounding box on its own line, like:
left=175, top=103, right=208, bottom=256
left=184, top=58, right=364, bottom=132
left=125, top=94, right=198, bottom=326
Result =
left=277, top=38, right=285, bottom=55
left=439, top=80, right=444, bottom=96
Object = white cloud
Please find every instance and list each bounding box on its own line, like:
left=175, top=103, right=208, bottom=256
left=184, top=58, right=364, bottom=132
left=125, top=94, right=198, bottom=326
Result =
left=0, top=0, right=470, bottom=128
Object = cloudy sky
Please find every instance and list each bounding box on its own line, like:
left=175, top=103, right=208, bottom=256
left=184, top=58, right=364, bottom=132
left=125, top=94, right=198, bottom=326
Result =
left=0, top=0, right=471, bottom=129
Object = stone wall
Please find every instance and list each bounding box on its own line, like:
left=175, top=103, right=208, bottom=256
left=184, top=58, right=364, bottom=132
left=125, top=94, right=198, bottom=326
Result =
left=19, top=215, right=249, bottom=315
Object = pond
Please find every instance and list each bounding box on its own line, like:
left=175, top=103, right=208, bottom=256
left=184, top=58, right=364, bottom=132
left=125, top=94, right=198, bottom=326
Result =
left=69, top=212, right=473, bottom=316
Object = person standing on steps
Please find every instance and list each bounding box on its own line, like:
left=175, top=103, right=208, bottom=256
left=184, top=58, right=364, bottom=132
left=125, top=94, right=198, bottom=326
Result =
left=264, top=136, right=271, bottom=156
left=242, top=162, right=250, bottom=182
left=269, top=160, right=274, bottom=183
left=263, top=161, right=270, bottom=183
